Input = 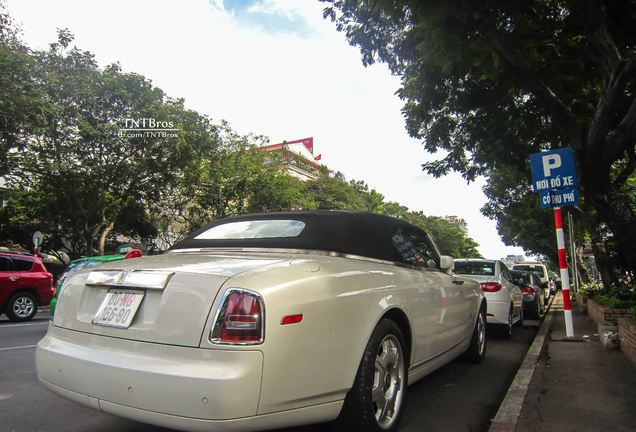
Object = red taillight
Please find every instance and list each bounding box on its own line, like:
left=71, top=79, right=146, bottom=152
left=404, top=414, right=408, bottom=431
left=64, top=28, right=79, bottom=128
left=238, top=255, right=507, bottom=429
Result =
left=281, top=314, right=303, bottom=325
left=211, top=289, right=264, bottom=344
left=480, top=282, right=502, bottom=292
left=521, top=286, right=535, bottom=295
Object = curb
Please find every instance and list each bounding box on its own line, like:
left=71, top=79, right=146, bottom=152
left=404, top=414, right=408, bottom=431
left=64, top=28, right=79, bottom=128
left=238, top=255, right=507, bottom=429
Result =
left=488, top=295, right=557, bottom=432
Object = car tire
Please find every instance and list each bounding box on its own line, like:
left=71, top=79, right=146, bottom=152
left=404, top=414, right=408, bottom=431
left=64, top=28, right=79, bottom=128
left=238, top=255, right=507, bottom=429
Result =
left=334, top=319, right=408, bottom=432
left=464, top=303, right=487, bottom=363
left=6, top=292, right=38, bottom=322
left=541, top=300, right=546, bottom=315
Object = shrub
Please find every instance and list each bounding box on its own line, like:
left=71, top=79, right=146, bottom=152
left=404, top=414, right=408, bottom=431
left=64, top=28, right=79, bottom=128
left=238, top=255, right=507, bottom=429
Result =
left=580, top=281, right=636, bottom=309
left=579, top=281, right=604, bottom=298
left=594, top=295, right=636, bottom=309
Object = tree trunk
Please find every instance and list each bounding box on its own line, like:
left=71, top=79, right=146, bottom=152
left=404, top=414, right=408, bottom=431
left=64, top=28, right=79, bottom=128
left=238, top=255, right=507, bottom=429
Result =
left=575, top=245, right=591, bottom=285
left=84, top=231, right=94, bottom=257
left=98, top=222, right=115, bottom=256
left=587, top=190, right=636, bottom=273
left=587, top=226, right=617, bottom=288
left=571, top=207, right=617, bottom=288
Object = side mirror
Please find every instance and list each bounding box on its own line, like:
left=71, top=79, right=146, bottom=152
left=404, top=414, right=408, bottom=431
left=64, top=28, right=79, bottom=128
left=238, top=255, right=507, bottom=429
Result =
left=440, top=255, right=454, bottom=272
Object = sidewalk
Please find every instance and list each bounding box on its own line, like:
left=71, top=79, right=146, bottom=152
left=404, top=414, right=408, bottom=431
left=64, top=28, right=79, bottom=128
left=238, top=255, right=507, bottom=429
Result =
left=512, top=292, right=636, bottom=431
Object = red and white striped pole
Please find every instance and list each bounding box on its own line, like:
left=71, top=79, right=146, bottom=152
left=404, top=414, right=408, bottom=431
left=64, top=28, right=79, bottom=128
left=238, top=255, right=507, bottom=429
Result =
left=553, top=207, right=574, bottom=336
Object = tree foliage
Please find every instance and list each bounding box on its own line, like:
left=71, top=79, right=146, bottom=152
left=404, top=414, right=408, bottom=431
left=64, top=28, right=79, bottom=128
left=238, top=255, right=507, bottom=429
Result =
left=6, top=30, right=217, bottom=255
left=324, top=0, right=636, bottom=283
left=0, top=8, right=482, bottom=260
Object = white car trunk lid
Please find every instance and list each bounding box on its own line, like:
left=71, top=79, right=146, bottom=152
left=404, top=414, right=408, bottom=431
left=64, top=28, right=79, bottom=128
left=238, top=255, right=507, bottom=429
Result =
left=52, top=253, right=283, bottom=347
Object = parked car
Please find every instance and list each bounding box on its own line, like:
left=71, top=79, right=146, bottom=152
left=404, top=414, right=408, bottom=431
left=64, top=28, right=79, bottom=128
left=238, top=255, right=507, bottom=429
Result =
left=510, top=270, right=545, bottom=320
left=37, top=211, right=486, bottom=432
left=0, top=251, right=54, bottom=321
left=49, top=248, right=142, bottom=316
left=511, top=261, right=554, bottom=299
left=454, top=258, right=523, bottom=338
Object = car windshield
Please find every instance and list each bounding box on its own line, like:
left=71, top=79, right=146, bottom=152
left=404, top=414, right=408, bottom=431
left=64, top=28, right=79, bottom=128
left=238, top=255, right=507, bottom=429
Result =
left=194, top=220, right=306, bottom=240
left=454, top=261, right=495, bottom=276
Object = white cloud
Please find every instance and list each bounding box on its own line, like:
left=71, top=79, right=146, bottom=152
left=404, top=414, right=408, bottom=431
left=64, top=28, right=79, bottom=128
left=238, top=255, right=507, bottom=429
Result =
left=246, top=0, right=300, bottom=19
left=5, top=0, right=525, bottom=259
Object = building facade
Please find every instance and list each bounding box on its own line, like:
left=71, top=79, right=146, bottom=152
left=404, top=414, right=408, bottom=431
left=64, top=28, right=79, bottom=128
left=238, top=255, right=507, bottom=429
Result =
left=259, top=137, right=323, bottom=181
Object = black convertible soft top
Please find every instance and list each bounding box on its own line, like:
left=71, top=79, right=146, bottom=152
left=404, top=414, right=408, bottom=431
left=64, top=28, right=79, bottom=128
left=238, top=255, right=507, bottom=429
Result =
left=171, top=210, right=438, bottom=263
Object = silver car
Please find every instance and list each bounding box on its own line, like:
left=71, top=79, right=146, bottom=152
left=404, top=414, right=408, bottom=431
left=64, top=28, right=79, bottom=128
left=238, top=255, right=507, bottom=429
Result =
left=511, top=270, right=545, bottom=320
left=37, top=211, right=486, bottom=432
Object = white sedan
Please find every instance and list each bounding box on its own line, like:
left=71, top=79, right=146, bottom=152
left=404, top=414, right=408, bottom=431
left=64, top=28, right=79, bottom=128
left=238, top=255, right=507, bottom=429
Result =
left=453, top=258, right=523, bottom=338
left=37, top=211, right=486, bottom=432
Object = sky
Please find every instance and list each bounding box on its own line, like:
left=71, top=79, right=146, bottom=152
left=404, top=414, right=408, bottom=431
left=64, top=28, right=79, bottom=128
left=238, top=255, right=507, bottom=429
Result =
left=5, top=0, right=526, bottom=259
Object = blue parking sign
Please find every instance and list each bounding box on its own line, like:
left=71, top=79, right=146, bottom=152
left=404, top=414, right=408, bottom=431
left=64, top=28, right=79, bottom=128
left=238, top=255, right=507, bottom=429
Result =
left=539, top=188, right=579, bottom=209
left=530, top=147, right=577, bottom=192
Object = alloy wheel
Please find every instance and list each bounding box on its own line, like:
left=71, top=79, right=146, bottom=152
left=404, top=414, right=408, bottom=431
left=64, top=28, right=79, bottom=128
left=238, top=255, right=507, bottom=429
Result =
left=477, top=311, right=486, bottom=356
left=372, top=334, right=406, bottom=429
left=13, top=295, right=35, bottom=319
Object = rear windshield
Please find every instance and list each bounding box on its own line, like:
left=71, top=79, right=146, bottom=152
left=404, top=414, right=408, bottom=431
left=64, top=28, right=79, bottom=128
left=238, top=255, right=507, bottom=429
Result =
left=513, top=265, right=546, bottom=276
left=194, top=220, right=306, bottom=240
left=454, top=261, right=495, bottom=276
left=511, top=271, right=532, bottom=285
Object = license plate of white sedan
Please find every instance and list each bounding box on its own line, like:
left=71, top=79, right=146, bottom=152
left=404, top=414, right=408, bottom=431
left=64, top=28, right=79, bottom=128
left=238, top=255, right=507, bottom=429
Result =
left=92, top=289, right=145, bottom=328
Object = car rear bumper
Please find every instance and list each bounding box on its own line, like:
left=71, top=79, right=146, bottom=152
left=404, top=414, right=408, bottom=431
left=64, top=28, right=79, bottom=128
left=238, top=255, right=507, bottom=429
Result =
left=522, top=293, right=537, bottom=303
left=37, top=325, right=271, bottom=423
left=39, top=379, right=342, bottom=432
left=485, top=299, right=510, bottom=325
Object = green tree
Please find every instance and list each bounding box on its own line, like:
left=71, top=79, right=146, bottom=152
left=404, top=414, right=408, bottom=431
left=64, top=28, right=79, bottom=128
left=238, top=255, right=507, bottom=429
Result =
left=184, top=127, right=292, bottom=226
left=349, top=179, right=385, bottom=212
left=305, top=167, right=365, bottom=210
left=8, top=31, right=216, bottom=255
left=0, top=1, right=47, bottom=175
left=324, top=0, right=636, bottom=282
left=382, top=202, right=482, bottom=258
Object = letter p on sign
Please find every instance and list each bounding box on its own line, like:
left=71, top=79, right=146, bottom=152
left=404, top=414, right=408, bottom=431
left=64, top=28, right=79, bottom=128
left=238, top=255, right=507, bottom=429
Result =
left=530, top=147, right=577, bottom=193
left=542, top=154, right=561, bottom=177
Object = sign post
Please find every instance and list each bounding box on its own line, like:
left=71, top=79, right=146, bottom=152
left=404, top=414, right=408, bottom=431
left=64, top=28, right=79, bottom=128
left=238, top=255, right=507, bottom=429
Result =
left=32, top=231, right=43, bottom=256
left=530, top=147, right=578, bottom=337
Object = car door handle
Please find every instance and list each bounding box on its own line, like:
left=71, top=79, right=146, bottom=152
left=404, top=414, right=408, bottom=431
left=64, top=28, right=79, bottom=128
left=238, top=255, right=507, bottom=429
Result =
left=9, top=276, right=18, bottom=282
left=452, top=279, right=464, bottom=285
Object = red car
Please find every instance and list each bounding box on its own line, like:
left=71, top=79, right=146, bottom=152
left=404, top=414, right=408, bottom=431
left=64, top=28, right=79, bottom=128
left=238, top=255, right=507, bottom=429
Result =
left=0, top=251, right=54, bottom=321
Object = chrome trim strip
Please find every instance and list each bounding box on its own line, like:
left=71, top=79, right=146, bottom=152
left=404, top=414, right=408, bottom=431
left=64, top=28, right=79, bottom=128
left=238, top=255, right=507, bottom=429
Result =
left=210, top=287, right=266, bottom=346
left=86, top=270, right=174, bottom=290
left=408, top=337, right=468, bottom=371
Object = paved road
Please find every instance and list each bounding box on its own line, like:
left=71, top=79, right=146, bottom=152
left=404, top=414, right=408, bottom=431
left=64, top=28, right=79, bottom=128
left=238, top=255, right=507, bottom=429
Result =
left=0, top=312, right=538, bottom=432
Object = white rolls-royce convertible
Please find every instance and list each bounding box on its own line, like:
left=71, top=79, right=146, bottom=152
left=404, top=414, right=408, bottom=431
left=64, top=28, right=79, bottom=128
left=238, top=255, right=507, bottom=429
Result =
left=37, top=210, right=487, bottom=432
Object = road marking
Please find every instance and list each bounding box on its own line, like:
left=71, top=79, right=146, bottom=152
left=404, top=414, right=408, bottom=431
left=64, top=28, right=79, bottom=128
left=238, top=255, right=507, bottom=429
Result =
left=0, top=344, right=37, bottom=351
left=0, top=321, right=49, bottom=328
left=0, top=393, right=13, bottom=401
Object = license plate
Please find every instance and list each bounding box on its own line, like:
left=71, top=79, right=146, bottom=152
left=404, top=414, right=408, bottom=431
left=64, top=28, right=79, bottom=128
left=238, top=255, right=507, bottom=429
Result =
left=92, top=289, right=145, bottom=329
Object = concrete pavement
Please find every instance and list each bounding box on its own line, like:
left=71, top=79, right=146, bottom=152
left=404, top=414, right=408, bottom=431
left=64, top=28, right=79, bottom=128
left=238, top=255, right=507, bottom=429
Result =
left=491, top=292, right=636, bottom=432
